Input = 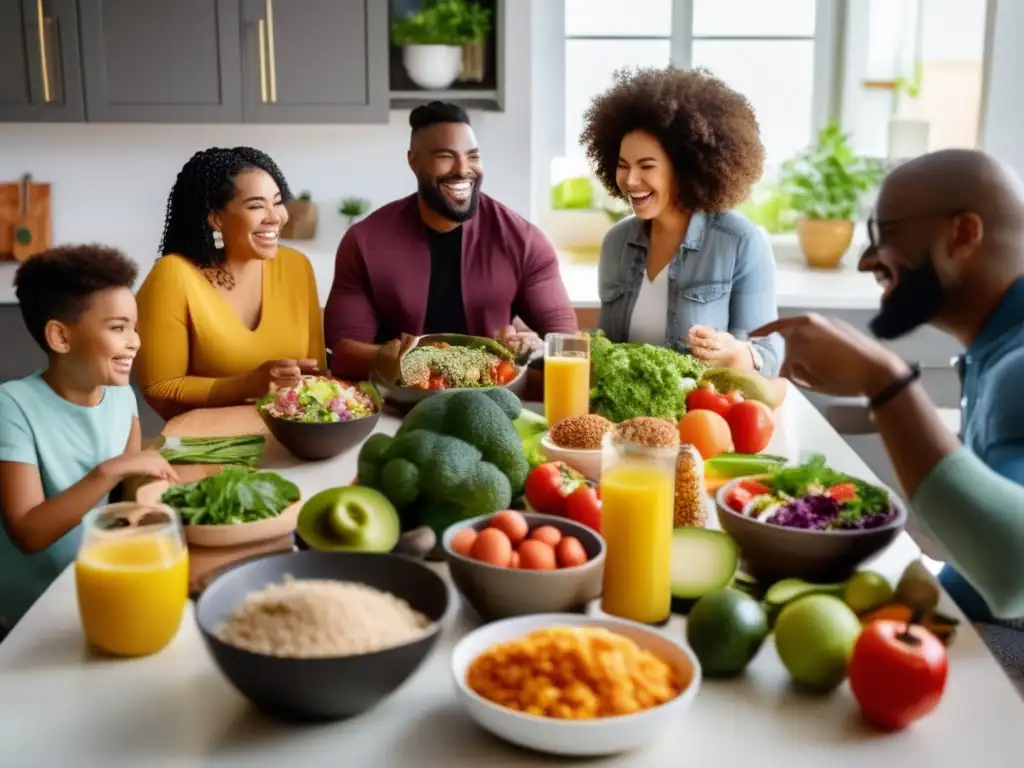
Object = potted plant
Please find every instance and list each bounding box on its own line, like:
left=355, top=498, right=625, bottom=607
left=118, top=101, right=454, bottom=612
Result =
left=391, top=0, right=492, bottom=90
left=779, top=124, right=885, bottom=269
left=280, top=190, right=318, bottom=240
left=339, top=197, right=371, bottom=228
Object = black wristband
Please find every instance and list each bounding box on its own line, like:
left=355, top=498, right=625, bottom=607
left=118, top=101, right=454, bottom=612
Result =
left=868, top=362, right=921, bottom=410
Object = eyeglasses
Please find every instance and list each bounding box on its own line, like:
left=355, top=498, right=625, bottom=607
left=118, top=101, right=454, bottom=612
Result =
left=867, top=209, right=965, bottom=249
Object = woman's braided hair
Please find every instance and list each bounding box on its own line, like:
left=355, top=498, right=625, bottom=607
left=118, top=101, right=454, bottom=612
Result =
left=159, top=146, right=293, bottom=267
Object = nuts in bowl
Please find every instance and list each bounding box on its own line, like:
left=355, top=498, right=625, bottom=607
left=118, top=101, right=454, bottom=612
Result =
left=451, top=613, right=701, bottom=756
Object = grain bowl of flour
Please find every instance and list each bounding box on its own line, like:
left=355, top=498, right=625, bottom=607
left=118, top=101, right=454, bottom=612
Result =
left=194, top=550, right=451, bottom=721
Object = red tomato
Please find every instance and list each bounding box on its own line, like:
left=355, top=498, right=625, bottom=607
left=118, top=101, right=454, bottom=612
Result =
left=825, top=483, right=858, bottom=502
left=565, top=484, right=602, bottom=533
left=686, top=387, right=732, bottom=417
left=849, top=619, right=948, bottom=731
left=524, top=462, right=585, bottom=516
left=428, top=375, right=446, bottom=391
left=724, top=485, right=753, bottom=513
left=725, top=400, right=774, bottom=454
left=736, top=478, right=772, bottom=496
left=491, top=361, right=517, bottom=386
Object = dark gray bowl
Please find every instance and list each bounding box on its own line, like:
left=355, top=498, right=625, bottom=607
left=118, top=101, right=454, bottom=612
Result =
left=370, top=333, right=529, bottom=414
left=194, top=550, right=450, bottom=722
left=442, top=512, right=605, bottom=622
left=257, top=381, right=382, bottom=461
left=715, top=477, right=907, bottom=584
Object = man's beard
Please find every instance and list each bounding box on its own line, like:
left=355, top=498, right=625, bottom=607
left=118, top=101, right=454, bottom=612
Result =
left=869, top=253, right=947, bottom=340
left=418, top=174, right=480, bottom=223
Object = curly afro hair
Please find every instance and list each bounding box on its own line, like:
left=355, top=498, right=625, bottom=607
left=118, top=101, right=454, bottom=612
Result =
left=159, top=146, right=293, bottom=268
left=15, top=244, right=138, bottom=352
left=580, top=66, right=765, bottom=213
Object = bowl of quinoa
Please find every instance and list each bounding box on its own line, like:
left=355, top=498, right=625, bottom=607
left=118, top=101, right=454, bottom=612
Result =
left=371, top=334, right=529, bottom=412
left=540, top=415, right=614, bottom=481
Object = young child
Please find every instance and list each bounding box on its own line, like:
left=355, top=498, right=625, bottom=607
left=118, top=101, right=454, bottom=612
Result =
left=0, top=245, right=178, bottom=635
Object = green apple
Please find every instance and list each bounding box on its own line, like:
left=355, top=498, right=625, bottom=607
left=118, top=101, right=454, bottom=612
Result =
left=843, top=570, right=894, bottom=614
left=774, top=594, right=862, bottom=692
left=297, top=486, right=400, bottom=552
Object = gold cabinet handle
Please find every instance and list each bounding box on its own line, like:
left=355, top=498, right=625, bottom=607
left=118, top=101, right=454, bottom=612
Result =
left=258, top=19, right=268, bottom=103
left=265, top=0, right=277, bottom=103
left=35, top=0, right=51, bottom=103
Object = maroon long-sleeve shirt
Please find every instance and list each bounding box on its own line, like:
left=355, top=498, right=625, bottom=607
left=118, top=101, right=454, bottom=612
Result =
left=323, top=194, right=578, bottom=348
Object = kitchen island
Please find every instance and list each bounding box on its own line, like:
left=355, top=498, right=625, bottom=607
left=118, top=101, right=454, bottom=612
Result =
left=1, top=390, right=1021, bottom=767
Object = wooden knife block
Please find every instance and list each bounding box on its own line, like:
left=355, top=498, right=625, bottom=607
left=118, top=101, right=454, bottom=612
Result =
left=0, top=181, right=51, bottom=260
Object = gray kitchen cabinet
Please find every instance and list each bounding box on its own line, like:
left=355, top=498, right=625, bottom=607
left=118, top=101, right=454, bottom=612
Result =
left=0, top=0, right=85, bottom=121
left=239, top=0, right=388, bottom=123
left=77, top=0, right=243, bottom=122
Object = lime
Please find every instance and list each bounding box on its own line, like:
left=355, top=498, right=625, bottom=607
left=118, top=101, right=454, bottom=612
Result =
left=686, top=588, right=769, bottom=677
left=773, top=595, right=861, bottom=692
left=843, top=571, right=894, bottom=614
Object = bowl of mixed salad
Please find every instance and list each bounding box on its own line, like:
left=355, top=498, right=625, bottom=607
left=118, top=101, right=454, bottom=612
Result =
left=714, top=455, right=907, bottom=583
left=371, top=334, right=528, bottom=413
left=257, top=376, right=383, bottom=461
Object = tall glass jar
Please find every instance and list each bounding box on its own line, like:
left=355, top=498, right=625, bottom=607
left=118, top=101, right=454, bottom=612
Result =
left=599, top=432, right=676, bottom=625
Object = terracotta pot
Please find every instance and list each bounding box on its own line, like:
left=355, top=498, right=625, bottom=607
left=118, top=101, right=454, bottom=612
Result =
left=280, top=200, right=318, bottom=240
left=796, top=217, right=855, bottom=269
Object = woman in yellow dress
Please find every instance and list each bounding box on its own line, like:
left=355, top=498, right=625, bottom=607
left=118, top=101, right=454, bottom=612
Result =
left=135, top=147, right=326, bottom=420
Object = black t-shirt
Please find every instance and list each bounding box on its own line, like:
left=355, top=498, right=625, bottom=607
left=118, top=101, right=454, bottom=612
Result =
left=423, top=225, right=469, bottom=335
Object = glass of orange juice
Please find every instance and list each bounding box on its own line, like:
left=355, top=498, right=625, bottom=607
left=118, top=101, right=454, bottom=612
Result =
left=600, top=432, right=676, bottom=625
left=75, top=502, right=189, bottom=657
left=543, top=332, right=591, bottom=426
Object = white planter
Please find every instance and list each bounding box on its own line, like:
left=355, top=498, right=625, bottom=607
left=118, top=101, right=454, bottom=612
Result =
left=402, top=45, right=463, bottom=90
left=887, top=118, right=930, bottom=161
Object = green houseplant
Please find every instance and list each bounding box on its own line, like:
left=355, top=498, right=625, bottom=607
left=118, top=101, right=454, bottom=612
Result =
left=339, top=197, right=371, bottom=228
left=779, top=124, right=884, bottom=268
left=391, top=0, right=493, bottom=90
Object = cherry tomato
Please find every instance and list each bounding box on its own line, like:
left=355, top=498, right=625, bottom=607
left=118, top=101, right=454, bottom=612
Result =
left=428, top=375, right=446, bottom=391
left=524, top=462, right=585, bottom=516
left=736, top=478, right=772, bottom=496
left=825, top=483, right=858, bottom=502
left=849, top=619, right=948, bottom=730
left=491, top=361, right=517, bottom=386
left=565, top=484, right=602, bottom=533
left=724, top=485, right=753, bottom=513
left=686, top=387, right=732, bottom=418
left=724, top=400, right=774, bottom=454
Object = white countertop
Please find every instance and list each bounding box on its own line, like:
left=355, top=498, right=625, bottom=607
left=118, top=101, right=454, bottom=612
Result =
left=0, top=235, right=881, bottom=312
left=2, top=391, right=1021, bottom=766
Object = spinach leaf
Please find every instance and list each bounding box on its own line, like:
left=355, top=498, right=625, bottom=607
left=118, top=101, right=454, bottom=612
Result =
left=159, top=467, right=300, bottom=526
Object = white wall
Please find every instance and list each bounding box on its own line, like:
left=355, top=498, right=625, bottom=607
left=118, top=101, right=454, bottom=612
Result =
left=0, top=1, right=534, bottom=290
left=981, top=0, right=1024, bottom=178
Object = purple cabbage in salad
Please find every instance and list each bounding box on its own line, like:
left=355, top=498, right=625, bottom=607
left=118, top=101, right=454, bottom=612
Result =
left=765, top=494, right=895, bottom=531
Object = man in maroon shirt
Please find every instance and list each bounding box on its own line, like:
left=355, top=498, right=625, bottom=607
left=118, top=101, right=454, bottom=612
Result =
left=324, top=101, right=578, bottom=378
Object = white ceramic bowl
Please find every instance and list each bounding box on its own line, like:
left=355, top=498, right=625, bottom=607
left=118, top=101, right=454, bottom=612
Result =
left=539, top=434, right=603, bottom=481
left=450, top=613, right=701, bottom=757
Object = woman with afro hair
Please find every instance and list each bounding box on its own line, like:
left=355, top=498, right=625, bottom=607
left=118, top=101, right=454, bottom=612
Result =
left=581, top=66, right=782, bottom=375
left=134, top=147, right=326, bottom=420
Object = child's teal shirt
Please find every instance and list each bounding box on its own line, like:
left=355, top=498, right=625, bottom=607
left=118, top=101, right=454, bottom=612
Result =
left=0, top=371, right=137, bottom=630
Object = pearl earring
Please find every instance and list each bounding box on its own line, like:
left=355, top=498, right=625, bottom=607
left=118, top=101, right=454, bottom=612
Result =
left=212, top=229, right=224, bottom=249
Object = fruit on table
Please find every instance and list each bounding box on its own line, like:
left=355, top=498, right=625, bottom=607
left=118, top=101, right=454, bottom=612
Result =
left=849, top=615, right=949, bottom=730
left=843, top=570, right=895, bottom=615
left=670, top=527, right=740, bottom=600
left=685, top=387, right=732, bottom=418
left=564, top=483, right=601, bottom=533
left=774, top=594, right=862, bottom=692
left=698, top=368, right=777, bottom=409
left=524, top=462, right=586, bottom=516
left=297, top=486, right=400, bottom=552
left=764, top=577, right=846, bottom=610
left=724, top=400, right=775, bottom=454
left=703, top=453, right=786, bottom=479
left=678, top=409, right=733, bottom=460
left=452, top=510, right=591, bottom=571
left=859, top=603, right=960, bottom=645
left=356, top=389, right=529, bottom=535
left=686, top=588, right=769, bottom=677
left=894, top=559, right=942, bottom=612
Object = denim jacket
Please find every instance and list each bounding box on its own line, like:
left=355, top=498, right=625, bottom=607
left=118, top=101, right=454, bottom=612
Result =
left=596, top=211, right=783, bottom=377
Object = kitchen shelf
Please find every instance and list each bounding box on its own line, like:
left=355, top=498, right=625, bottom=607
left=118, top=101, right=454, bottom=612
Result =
left=389, top=89, right=501, bottom=110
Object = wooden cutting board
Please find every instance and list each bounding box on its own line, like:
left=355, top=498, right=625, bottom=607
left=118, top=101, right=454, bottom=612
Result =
left=0, top=177, right=51, bottom=261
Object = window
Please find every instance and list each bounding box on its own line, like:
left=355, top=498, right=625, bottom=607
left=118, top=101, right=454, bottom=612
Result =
left=563, top=0, right=834, bottom=172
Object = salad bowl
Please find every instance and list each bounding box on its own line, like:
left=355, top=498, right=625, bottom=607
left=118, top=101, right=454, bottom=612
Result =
left=257, top=377, right=383, bottom=461
left=370, top=333, right=530, bottom=413
left=714, top=459, right=907, bottom=584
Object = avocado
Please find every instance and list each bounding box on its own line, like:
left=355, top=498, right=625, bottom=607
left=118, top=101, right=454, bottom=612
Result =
left=297, top=486, right=401, bottom=553
left=669, top=528, right=740, bottom=614
left=686, top=588, right=769, bottom=677
left=894, top=559, right=941, bottom=611
left=764, top=577, right=846, bottom=609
